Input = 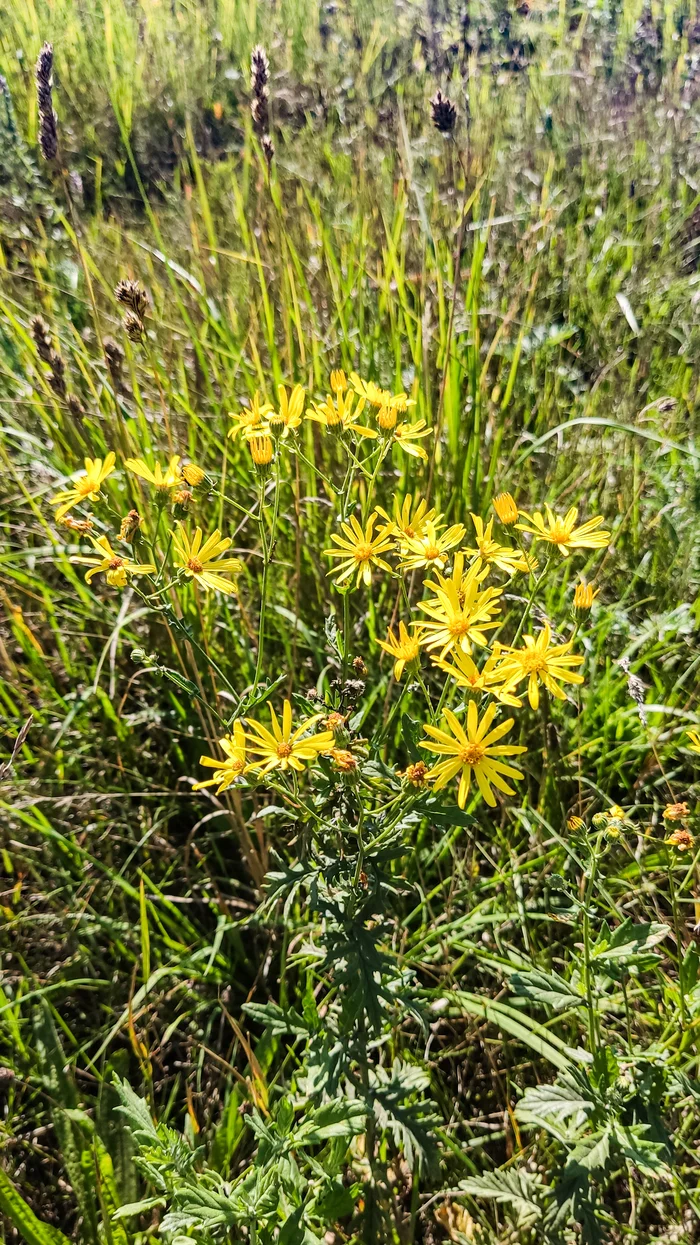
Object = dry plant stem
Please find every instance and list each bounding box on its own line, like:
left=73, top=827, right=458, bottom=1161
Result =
left=253, top=462, right=281, bottom=694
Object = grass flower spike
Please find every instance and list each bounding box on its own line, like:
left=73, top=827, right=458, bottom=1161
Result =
left=51, top=453, right=116, bottom=520
left=244, top=700, right=334, bottom=775
left=72, top=534, right=155, bottom=587
left=377, top=621, right=425, bottom=680
left=125, top=454, right=182, bottom=493
left=194, top=722, right=248, bottom=793
left=324, top=511, right=395, bottom=588
left=517, top=504, right=610, bottom=557
left=498, top=623, right=584, bottom=710
left=420, top=702, right=526, bottom=808
left=172, top=525, right=243, bottom=594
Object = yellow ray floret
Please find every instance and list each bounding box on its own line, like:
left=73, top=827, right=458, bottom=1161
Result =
left=71, top=533, right=155, bottom=588
left=307, top=388, right=377, bottom=438
left=125, top=454, right=181, bottom=492
left=392, top=419, right=432, bottom=461
left=377, top=493, right=439, bottom=543
left=349, top=372, right=415, bottom=413
left=377, top=621, right=427, bottom=680
left=517, top=504, right=610, bottom=557
left=497, top=623, right=584, bottom=710
left=431, top=645, right=522, bottom=707
left=417, top=558, right=502, bottom=659
left=194, top=721, right=249, bottom=794
left=398, top=521, right=466, bottom=573
left=269, top=383, right=305, bottom=438
left=324, top=511, right=395, bottom=589
left=244, top=700, right=334, bottom=776
left=686, top=729, right=700, bottom=756
left=228, top=392, right=274, bottom=439
left=464, top=514, right=530, bottom=576
left=51, top=453, right=116, bottom=520
left=420, top=701, right=526, bottom=809
left=172, top=524, right=243, bottom=594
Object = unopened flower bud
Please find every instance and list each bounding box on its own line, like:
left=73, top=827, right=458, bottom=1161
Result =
left=572, top=581, right=599, bottom=621
left=493, top=492, right=519, bottom=525
left=119, top=509, right=142, bottom=543
left=181, top=462, right=205, bottom=487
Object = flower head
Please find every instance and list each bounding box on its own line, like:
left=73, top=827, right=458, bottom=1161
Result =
left=269, top=384, right=305, bottom=438
left=377, top=621, right=425, bottom=680
left=573, top=580, right=599, bottom=620
left=667, top=827, right=694, bottom=852
left=71, top=534, right=155, bottom=588
left=498, top=623, right=584, bottom=711
left=51, top=453, right=116, bottom=520
left=663, top=802, right=690, bottom=821
left=349, top=373, right=415, bottom=414
left=330, top=369, right=347, bottom=394
left=686, top=730, right=700, bottom=756
left=392, top=419, right=432, bottom=461
left=181, top=462, right=205, bottom=487
left=420, top=702, right=526, bottom=809
left=172, top=525, right=243, bottom=595
left=400, top=760, right=431, bottom=788
left=244, top=700, right=334, bottom=776
left=229, top=392, right=273, bottom=439
left=324, top=511, right=395, bottom=589
left=125, top=454, right=181, bottom=494
left=307, top=388, right=377, bottom=439
left=417, top=558, right=502, bottom=659
left=247, top=432, right=274, bottom=469
left=119, top=509, right=142, bottom=543
left=517, top=505, right=610, bottom=557
left=431, top=646, right=522, bottom=707
left=493, top=492, right=519, bottom=526
left=465, top=514, right=529, bottom=576
left=378, top=493, right=438, bottom=543
left=398, top=521, right=466, bottom=573
left=194, top=721, right=248, bottom=794
left=567, top=815, right=586, bottom=832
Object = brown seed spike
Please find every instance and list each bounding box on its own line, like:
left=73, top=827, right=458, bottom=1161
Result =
left=35, top=42, right=58, bottom=161
left=430, top=89, right=457, bottom=135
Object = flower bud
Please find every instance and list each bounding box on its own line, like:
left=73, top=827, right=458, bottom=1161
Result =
left=572, top=580, right=599, bottom=622
left=119, top=509, right=142, bottom=543
left=181, top=462, right=205, bottom=487
left=172, top=488, right=193, bottom=520
left=248, top=434, right=274, bottom=472
left=492, top=492, right=518, bottom=525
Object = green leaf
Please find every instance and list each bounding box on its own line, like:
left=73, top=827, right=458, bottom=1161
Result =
left=112, top=1197, right=167, bottom=1221
left=295, top=1098, right=366, bottom=1143
left=509, top=968, right=585, bottom=1012
left=591, top=919, right=668, bottom=965
left=517, top=1070, right=596, bottom=1126
left=0, top=1169, right=71, bottom=1245
left=459, top=1169, right=543, bottom=1224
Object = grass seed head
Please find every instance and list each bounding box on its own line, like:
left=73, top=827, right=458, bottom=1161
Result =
left=35, top=42, right=58, bottom=161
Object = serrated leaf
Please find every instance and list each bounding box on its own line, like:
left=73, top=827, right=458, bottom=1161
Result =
left=0, top=1169, right=71, bottom=1245
left=459, top=1169, right=543, bottom=1224
left=510, top=968, right=585, bottom=1011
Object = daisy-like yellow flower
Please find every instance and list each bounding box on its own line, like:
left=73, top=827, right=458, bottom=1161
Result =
left=493, top=492, right=519, bottom=526
left=417, top=560, right=503, bottom=659
left=377, top=493, right=438, bottom=543
left=420, top=702, right=526, bottom=809
left=324, top=511, right=395, bottom=589
left=498, top=623, right=584, bottom=711
left=464, top=514, right=529, bottom=576
left=377, top=621, right=426, bottom=680
left=269, top=383, right=305, bottom=439
left=399, top=760, right=431, bottom=788
left=517, top=505, right=610, bottom=557
left=430, top=646, right=522, bottom=707
left=228, top=392, right=273, bottom=439
left=398, top=521, right=466, bottom=573
left=172, top=525, right=243, bottom=595
left=392, top=419, right=432, bottom=461
left=244, top=700, right=334, bottom=776
left=686, top=730, right=700, bottom=755
left=51, top=453, right=116, bottom=520
left=667, top=827, right=694, bottom=853
left=307, top=388, right=377, bottom=439
left=330, top=369, right=347, bottom=394
left=125, top=454, right=182, bottom=494
left=181, top=462, right=205, bottom=487
left=349, top=372, right=415, bottom=414
left=71, top=534, right=155, bottom=588
left=193, top=721, right=248, bottom=794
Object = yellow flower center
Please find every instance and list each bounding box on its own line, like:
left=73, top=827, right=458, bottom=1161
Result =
left=277, top=741, right=293, bottom=758
left=520, top=652, right=548, bottom=674
left=423, top=544, right=441, bottom=560
left=109, top=557, right=125, bottom=570
left=448, top=615, right=472, bottom=637
left=229, top=759, right=245, bottom=775
left=459, top=742, right=486, bottom=765
left=77, top=476, right=97, bottom=496
left=354, top=543, right=374, bottom=564
left=187, top=557, right=204, bottom=574
left=548, top=520, right=573, bottom=544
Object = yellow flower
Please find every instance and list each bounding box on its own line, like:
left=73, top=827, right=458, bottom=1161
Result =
left=573, top=580, right=599, bottom=619
left=663, top=802, right=690, bottom=821
left=246, top=432, right=274, bottom=468
left=172, top=524, right=243, bottom=595
left=324, top=511, right=395, bottom=589
left=667, top=827, right=694, bottom=852
left=417, top=559, right=503, bottom=659
left=392, top=419, right=432, bottom=461
left=330, top=369, right=347, bottom=394
left=377, top=621, right=426, bottom=680
left=181, top=462, right=205, bottom=487
left=125, top=454, right=181, bottom=493
left=493, top=492, right=519, bottom=525
left=71, top=534, right=155, bottom=588
left=349, top=372, right=415, bottom=413
left=398, top=521, right=466, bottom=572
left=244, top=700, right=334, bottom=776
left=377, top=405, right=398, bottom=432
left=228, top=391, right=273, bottom=439
left=269, top=383, right=305, bottom=438
left=464, top=514, right=530, bottom=576
left=51, top=453, right=116, bottom=520
left=193, top=721, right=248, bottom=794
left=430, top=646, right=522, bottom=707
left=517, top=505, right=610, bottom=557
left=567, top=815, right=586, bottom=831
left=377, top=493, right=438, bottom=543
left=400, top=760, right=431, bottom=788
left=307, top=389, right=377, bottom=439
left=686, top=730, right=700, bottom=755
left=498, top=623, right=584, bottom=711
left=420, top=702, right=526, bottom=809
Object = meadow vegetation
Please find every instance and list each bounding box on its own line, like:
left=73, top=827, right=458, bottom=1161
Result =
left=1, top=0, right=700, bottom=1241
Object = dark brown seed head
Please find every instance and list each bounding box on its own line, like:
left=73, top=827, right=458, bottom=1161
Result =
left=35, top=42, right=58, bottom=160
left=430, top=89, right=457, bottom=135
left=261, top=134, right=275, bottom=166
left=122, top=310, right=145, bottom=342
left=30, top=314, right=53, bottom=363
left=104, top=337, right=124, bottom=380
left=115, top=278, right=148, bottom=319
